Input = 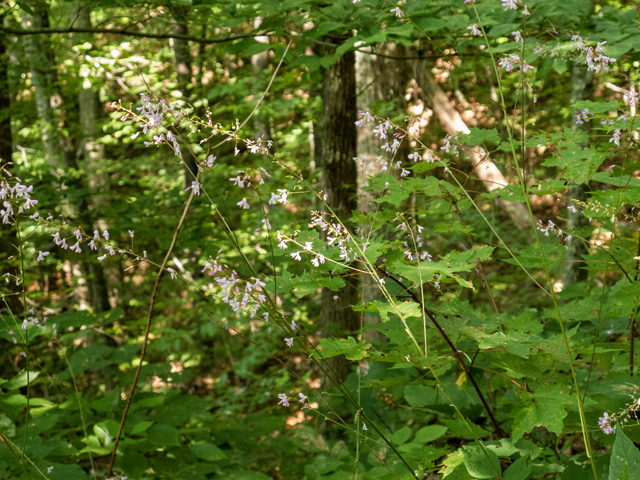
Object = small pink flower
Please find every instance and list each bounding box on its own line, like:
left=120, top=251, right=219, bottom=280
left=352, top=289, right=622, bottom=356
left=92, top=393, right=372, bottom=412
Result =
left=467, top=24, right=481, bottom=36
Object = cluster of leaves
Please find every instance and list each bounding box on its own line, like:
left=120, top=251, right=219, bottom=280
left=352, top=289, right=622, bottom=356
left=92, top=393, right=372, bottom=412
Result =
left=2, top=0, right=640, bottom=479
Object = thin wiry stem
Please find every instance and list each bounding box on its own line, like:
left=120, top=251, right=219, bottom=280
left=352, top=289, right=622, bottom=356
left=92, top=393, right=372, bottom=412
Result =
left=107, top=174, right=199, bottom=476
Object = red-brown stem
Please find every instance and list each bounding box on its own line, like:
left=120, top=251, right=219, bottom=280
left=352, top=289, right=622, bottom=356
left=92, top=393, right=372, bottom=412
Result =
left=383, top=272, right=506, bottom=437
left=107, top=173, right=199, bottom=477
left=454, top=205, right=499, bottom=315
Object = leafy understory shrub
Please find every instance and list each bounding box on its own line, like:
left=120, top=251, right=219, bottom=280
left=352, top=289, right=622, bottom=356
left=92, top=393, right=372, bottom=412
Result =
left=2, top=0, right=640, bottom=480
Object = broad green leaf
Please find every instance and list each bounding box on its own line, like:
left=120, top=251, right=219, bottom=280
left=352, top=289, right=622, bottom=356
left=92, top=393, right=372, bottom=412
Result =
left=462, top=444, right=501, bottom=478
left=191, top=442, right=227, bottom=462
left=573, top=100, right=621, bottom=114
left=147, top=424, right=180, bottom=447
left=511, top=385, right=570, bottom=441
left=440, top=448, right=467, bottom=478
left=404, top=385, right=437, bottom=407
left=502, top=242, right=565, bottom=272
left=442, top=418, right=490, bottom=440
left=292, top=427, right=328, bottom=452
left=390, top=246, right=494, bottom=285
left=541, top=129, right=608, bottom=184
left=391, top=426, right=413, bottom=445
left=415, top=425, right=448, bottom=443
left=312, top=337, right=371, bottom=361
left=369, top=300, right=422, bottom=322
left=0, top=417, right=16, bottom=438
left=592, top=172, right=640, bottom=188
left=459, top=128, right=500, bottom=146
left=609, top=428, right=640, bottom=480
left=504, top=456, right=532, bottom=480
left=130, top=421, right=154, bottom=435
left=4, top=370, right=39, bottom=390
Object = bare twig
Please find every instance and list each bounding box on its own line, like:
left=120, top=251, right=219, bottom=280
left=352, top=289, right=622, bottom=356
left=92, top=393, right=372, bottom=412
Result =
left=0, top=24, right=273, bottom=44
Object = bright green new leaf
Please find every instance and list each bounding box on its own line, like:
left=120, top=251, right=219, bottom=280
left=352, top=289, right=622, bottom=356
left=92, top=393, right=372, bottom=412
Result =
left=462, top=444, right=501, bottom=479
left=312, top=337, right=371, bottom=361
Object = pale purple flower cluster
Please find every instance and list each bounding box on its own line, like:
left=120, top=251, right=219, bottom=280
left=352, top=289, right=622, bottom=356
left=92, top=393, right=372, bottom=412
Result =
left=502, top=0, right=530, bottom=15
left=572, top=36, right=616, bottom=73
left=277, top=392, right=308, bottom=408
left=609, top=129, right=623, bottom=147
left=599, top=398, right=640, bottom=434
left=441, top=135, right=458, bottom=154
left=537, top=219, right=563, bottom=238
left=624, top=90, right=639, bottom=110
left=599, top=413, right=615, bottom=434
left=467, top=24, right=481, bottom=36
left=0, top=176, right=38, bottom=224
left=394, top=214, right=431, bottom=261
left=201, top=255, right=268, bottom=318
left=498, top=53, right=534, bottom=74
left=355, top=112, right=437, bottom=177
left=246, top=138, right=273, bottom=154
left=574, top=108, right=589, bottom=125
left=136, top=92, right=170, bottom=131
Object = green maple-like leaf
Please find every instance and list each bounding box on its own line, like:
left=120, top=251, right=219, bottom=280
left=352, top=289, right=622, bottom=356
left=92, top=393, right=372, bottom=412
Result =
left=311, top=337, right=371, bottom=361
left=511, top=385, right=570, bottom=441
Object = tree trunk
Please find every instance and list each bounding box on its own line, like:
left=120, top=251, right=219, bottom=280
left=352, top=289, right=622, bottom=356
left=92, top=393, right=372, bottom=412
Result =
left=563, top=63, right=592, bottom=287
left=415, top=64, right=531, bottom=230
left=319, top=46, right=359, bottom=388
left=76, top=4, right=111, bottom=313
left=23, top=2, right=65, bottom=169
left=171, top=15, right=198, bottom=188
left=356, top=45, right=409, bottom=342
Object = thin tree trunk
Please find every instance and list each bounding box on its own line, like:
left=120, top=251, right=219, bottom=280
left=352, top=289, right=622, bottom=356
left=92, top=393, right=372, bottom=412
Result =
left=319, top=46, right=359, bottom=388
left=563, top=63, right=592, bottom=287
left=76, top=4, right=111, bottom=313
left=23, top=2, right=64, bottom=168
left=415, top=64, right=531, bottom=230
left=171, top=15, right=198, bottom=188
